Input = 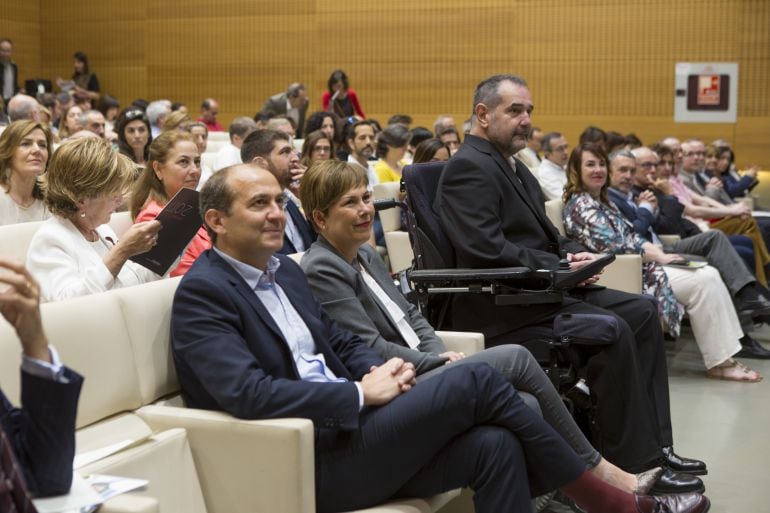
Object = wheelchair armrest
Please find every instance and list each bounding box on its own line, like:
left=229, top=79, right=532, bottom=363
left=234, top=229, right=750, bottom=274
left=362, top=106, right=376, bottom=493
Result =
left=409, top=267, right=541, bottom=283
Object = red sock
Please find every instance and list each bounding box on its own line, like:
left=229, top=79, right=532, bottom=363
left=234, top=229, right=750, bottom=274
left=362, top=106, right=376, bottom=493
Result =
left=560, top=469, right=636, bottom=513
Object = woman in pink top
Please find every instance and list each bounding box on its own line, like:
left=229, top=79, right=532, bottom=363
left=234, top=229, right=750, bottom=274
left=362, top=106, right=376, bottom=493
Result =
left=129, top=131, right=210, bottom=276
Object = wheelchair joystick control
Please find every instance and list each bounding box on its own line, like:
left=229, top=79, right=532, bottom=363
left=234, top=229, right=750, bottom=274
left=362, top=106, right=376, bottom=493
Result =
left=558, top=258, right=570, bottom=270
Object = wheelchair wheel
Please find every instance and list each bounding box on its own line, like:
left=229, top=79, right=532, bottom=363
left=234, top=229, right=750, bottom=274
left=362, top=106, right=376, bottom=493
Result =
left=532, top=491, right=556, bottom=512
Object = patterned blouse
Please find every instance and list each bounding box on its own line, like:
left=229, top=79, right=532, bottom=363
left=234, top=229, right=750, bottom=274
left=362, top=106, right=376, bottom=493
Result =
left=563, top=192, right=684, bottom=336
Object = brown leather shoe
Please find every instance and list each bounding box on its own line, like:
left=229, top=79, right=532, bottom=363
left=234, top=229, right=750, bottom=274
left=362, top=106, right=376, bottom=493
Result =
left=635, top=493, right=710, bottom=513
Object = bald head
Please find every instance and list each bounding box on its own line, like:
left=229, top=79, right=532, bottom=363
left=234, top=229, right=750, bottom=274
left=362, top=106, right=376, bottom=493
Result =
left=7, top=94, right=41, bottom=122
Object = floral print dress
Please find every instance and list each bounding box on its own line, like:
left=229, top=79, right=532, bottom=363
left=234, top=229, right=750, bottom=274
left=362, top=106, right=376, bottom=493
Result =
left=563, top=193, right=685, bottom=337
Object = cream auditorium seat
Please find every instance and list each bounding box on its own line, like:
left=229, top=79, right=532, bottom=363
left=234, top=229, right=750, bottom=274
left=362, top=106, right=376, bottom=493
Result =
left=0, top=220, right=44, bottom=262
left=544, top=199, right=642, bottom=294
left=202, top=139, right=229, bottom=154
left=205, top=131, right=229, bottom=143
left=108, top=211, right=134, bottom=239
left=373, top=181, right=413, bottom=273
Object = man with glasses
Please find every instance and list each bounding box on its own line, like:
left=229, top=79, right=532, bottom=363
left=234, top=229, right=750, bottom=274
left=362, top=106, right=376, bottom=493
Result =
left=608, top=148, right=770, bottom=358
left=536, top=131, right=569, bottom=200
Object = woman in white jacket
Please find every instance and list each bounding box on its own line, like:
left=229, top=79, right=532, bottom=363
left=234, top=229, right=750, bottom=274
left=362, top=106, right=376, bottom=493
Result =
left=27, top=137, right=162, bottom=302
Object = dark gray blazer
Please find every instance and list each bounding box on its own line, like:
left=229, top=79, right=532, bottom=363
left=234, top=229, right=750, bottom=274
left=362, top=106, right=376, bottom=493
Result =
left=301, top=237, right=448, bottom=373
left=261, top=92, right=309, bottom=137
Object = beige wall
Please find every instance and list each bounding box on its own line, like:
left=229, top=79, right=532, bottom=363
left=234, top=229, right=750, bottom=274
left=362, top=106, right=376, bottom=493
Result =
left=2, top=0, right=41, bottom=82
left=3, top=0, right=770, bottom=166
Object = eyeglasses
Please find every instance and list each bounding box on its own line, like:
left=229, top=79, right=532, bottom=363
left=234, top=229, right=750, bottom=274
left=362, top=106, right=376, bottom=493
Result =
left=683, top=151, right=705, bottom=157
left=639, top=162, right=658, bottom=169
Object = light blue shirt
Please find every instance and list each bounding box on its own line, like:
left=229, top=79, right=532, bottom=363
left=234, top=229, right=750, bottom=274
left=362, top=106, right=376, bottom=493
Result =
left=213, top=247, right=344, bottom=383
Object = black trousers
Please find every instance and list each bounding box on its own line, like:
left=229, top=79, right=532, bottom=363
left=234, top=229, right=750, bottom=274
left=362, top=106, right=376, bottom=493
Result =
left=314, top=362, right=586, bottom=513
left=486, top=287, right=670, bottom=472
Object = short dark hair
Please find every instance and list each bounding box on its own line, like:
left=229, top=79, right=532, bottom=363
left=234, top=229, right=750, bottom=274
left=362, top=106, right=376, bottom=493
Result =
left=228, top=116, right=258, bottom=140
left=376, top=124, right=411, bottom=158
left=345, top=120, right=374, bottom=142
left=579, top=126, right=607, bottom=147
left=409, top=127, right=433, bottom=148
left=472, top=74, right=528, bottom=113
left=199, top=165, right=239, bottom=243
left=541, top=132, right=563, bottom=153
left=240, top=129, right=290, bottom=163
left=387, top=114, right=413, bottom=126
left=287, top=83, right=305, bottom=98
left=412, top=138, right=450, bottom=164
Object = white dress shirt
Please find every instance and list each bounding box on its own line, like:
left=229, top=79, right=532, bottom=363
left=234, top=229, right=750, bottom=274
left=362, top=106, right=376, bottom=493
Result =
left=537, top=158, right=567, bottom=201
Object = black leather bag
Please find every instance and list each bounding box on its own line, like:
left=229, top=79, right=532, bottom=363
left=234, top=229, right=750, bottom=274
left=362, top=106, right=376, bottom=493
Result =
left=553, top=313, right=619, bottom=346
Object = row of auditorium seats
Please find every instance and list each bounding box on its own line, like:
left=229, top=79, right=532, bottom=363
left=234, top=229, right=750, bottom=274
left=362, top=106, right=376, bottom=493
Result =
left=0, top=276, right=484, bottom=512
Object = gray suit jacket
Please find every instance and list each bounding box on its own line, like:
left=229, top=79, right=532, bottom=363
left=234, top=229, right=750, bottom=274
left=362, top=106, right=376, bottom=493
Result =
left=301, top=237, right=448, bottom=373
left=262, top=92, right=308, bottom=137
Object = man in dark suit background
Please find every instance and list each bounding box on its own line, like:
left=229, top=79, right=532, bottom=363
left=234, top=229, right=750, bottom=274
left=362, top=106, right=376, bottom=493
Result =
left=169, top=163, right=707, bottom=513
left=434, top=74, right=705, bottom=492
left=241, top=129, right=316, bottom=254
left=261, top=83, right=309, bottom=138
left=0, top=260, right=83, bottom=505
left=0, top=38, right=19, bottom=109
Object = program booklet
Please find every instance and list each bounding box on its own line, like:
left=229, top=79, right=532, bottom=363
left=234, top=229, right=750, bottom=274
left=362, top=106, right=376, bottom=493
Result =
left=130, top=187, right=202, bottom=275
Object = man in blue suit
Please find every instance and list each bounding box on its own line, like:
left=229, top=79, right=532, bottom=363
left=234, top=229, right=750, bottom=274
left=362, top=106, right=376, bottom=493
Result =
left=0, top=260, right=83, bottom=506
left=170, top=163, right=709, bottom=513
left=240, top=128, right=316, bottom=254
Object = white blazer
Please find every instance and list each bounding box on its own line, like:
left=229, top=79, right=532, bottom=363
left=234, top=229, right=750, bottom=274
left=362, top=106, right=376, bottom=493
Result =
left=27, top=216, right=159, bottom=302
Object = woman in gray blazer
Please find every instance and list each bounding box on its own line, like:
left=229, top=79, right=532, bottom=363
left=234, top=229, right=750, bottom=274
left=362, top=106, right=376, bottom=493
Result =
left=299, top=160, right=661, bottom=495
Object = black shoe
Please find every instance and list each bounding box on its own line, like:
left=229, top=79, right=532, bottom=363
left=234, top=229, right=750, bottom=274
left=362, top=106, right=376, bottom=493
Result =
left=649, top=468, right=705, bottom=495
left=662, top=446, right=708, bottom=475
left=737, top=296, right=770, bottom=320
left=736, top=336, right=770, bottom=359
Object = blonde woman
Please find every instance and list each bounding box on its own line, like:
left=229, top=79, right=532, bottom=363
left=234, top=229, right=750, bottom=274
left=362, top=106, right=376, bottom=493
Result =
left=0, top=120, right=52, bottom=225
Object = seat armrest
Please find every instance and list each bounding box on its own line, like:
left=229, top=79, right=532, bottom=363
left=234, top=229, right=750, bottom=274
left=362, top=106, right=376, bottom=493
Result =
left=658, top=234, right=682, bottom=247
left=435, top=331, right=485, bottom=355
left=596, top=255, right=642, bottom=294
left=136, top=405, right=316, bottom=513
left=101, top=494, right=160, bottom=513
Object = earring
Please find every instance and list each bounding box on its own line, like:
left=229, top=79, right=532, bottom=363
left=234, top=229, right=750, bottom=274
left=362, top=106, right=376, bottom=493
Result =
left=80, top=212, right=86, bottom=218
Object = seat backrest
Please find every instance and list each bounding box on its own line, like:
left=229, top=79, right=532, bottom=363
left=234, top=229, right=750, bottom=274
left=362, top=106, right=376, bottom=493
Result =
left=0, top=220, right=44, bottom=262
left=372, top=182, right=402, bottom=232
left=544, top=199, right=566, bottom=236
left=109, top=211, right=134, bottom=239
left=401, top=162, right=456, bottom=269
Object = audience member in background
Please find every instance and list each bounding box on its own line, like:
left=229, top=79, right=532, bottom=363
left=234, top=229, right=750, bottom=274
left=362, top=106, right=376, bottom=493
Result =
left=437, top=126, right=461, bottom=155
left=300, top=129, right=335, bottom=168
left=374, top=123, right=410, bottom=183
left=618, top=147, right=770, bottom=359
left=59, top=104, right=83, bottom=141
left=304, top=111, right=338, bottom=143
left=433, top=114, right=456, bottom=135
left=213, top=116, right=258, bottom=172
left=605, top=131, right=629, bottom=154
left=240, top=129, right=315, bottom=254
left=626, top=133, right=642, bottom=149
left=57, top=51, right=100, bottom=104
left=52, top=92, right=71, bottom=129
left=408, top=126, right=433, bottom=152
left=37, top=92, right=59, bottom=131
left=162, top=110, right=192, bottom=133
left=0, top=120, right=52, bottom=225
left=659, top=137, right=683, bottom=173
left=707, top=144, right=758, bottom=200
left=579, top=125, right=608, bottom=150
left=187, top=121, right=211, bottom=188
left=130, top=131, right=209, bottom=277
left=0, top=259, right=83, bottom=500
left=261, top=83, right=309, bottom=137
left=387, top=114, right=412, bottom=128
left=171, top=102, right=187, bottom=114
left=197, top=98, right=223, bottom=132
left=345, top=120, right=379, bottom=188
left=411, top=138, right=450, bottom=164
left=267, top=116, right=296, bottom=139
left=537, top=131, right=570, bottom=201
left=253, top=110, right=271, bottom=129
left=300, top=160, right=664, bottom=494
left=0, top=38, right=19, bottom=108
left=6, top=94, right=41, bottom=122
left=116, top=108, right=152, bottom=169
left=146, top=99, right=171, bottom=138
left=515, top=126, right=542, bottom=173
left=81, top=109, right=106, bottom=139
left=97, top=94, right=120, bottom=133
left=27, top=138, right=162, bottom=302
left=562, top=143, right=761, bottom=383
left=322, top=69, right=366, bottom=119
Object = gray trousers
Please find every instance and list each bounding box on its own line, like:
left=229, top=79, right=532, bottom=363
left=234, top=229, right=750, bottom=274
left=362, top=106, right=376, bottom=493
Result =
left=419, top=344, right=602, bottom=468
left=671, top=229, right=755, bottom=296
